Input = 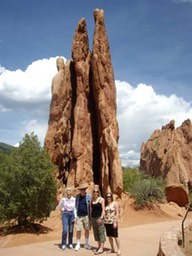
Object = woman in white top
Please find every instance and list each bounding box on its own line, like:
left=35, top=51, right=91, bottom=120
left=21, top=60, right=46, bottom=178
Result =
left=58, top=188, right=76, bottom=250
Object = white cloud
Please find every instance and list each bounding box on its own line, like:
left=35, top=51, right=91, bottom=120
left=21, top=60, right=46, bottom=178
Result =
left=116, top=80, right=192, bottom=166
left=0, top=57, right=192, bottom=167
left=0, top=57, right=66, bottom=103
left=0, top=65, right=5, bottom=74
left=22, top=119, right=48, bottom=146
left=0, top=104, right=11, bottom=112
left=119, top=150, right=140, bottom=167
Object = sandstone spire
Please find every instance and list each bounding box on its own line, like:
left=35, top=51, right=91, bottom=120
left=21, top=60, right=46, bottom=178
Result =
left=69, top=17, right=94, bottom=188
left=91, top=9, right=122, bottom=196
left=44, top=58, right=74, bottom=184
left=44, top=9, right=123, bottom=197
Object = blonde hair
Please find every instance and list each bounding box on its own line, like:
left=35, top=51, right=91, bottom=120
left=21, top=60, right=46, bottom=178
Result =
left=92, top=184, right=101, bottom=196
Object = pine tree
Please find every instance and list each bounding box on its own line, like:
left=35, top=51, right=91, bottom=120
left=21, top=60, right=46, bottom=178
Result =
left=0, top=133, right=57, bottom=226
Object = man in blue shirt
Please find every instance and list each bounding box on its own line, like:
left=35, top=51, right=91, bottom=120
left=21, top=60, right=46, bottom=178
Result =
left=75, top=183, right=92, bottom=251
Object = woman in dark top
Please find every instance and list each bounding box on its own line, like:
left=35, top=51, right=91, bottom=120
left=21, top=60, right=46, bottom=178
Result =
left=90, top=185, right=106, bottom=255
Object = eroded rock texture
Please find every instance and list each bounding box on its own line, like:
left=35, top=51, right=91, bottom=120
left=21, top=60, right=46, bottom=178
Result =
left=91, top=9, right=122, bottom=196
left=69, top=18, right=93, bottom=188
left=44, top=58, right=74, bottom=184
left=44, top=9, right=122, bottom=197
left=140, top=119, right=192, bottom=190
left=165, top=185, right=189, bottom=207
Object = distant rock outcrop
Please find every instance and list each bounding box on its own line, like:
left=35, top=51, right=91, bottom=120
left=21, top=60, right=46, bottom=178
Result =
left=140, top=119, right=192, bottom=190
left=44, top=9, right=123, bottom=197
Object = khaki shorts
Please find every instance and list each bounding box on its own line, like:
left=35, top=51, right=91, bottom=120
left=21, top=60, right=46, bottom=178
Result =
left=76, top=216, right=91, bottom=231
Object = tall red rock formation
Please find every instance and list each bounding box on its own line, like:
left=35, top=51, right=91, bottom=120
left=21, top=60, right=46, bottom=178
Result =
left=44, top=9, right=122, bottom=197
left=44, top=58, right=74, bottom=184
left=140, top=119, right=192, bottom=190
left=69, top=18, right=93, bottom=188
left=91, top=9, right=122, bottom=196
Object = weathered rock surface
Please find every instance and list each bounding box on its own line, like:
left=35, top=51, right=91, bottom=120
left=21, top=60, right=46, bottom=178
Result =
left=140, top=119, right=192, bottom=191
left=44, top=58, right=74, bottom=185
left=91, top=9, right=122, bottom=196
left=69, top=18, right=93, bottom=188
left=44, top=9, right=122, bottom=197
left=165, top=185, right=189, bottom=207
left=157, top=228, right=185, bottom=256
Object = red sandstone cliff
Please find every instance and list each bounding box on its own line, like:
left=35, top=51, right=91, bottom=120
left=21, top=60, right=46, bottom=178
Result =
left=140, top=119, right=192, bottom=190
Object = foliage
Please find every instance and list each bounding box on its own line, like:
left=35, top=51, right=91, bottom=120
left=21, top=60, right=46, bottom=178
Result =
left=130, top=176, right=165, bottom=209
left=0, top=142, right=14, bottom=154
left=0, top=133, right=57, bottom=226
left=123, top=167, right=147, bottom=192
left=123, top=167, right=165, bottom=209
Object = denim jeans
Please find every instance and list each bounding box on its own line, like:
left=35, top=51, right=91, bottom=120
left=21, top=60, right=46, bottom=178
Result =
left=62, top=211, right=75, bottom=246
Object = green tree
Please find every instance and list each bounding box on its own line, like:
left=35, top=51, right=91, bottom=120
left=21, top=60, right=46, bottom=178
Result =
left=0, top=133, right=57, bottom=226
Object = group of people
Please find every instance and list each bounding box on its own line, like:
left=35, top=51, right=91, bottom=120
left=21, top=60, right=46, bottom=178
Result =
left=57, top=182, right=121, bottom=256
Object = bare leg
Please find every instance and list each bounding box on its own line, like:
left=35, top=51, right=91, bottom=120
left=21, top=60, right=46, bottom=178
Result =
left=84, top=229, right=92, bottom=249
left=76, top=230, right=81, bottom=241
left=85, top=229, right=89, bottom=240
left=98, top=242, right=104, bottom=252
left=108, top=236, right=115, bottom=252
left=75, top=230, right=81, bottom=251
left=115, top=237, right=121, bottom=255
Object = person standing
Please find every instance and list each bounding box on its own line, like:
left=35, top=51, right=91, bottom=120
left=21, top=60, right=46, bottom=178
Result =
left=75, top=183, right=92, bottom=251
left=91, top=186, right=106, bottom=255
left=58, top=187, right=76, bottom=250
left=104, top=192, right=121, bottom=256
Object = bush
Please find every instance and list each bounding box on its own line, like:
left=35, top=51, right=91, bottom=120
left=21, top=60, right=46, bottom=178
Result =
left=0, top=133, right=57, bottom=226
left=123, top=167, right=147, bottom=192
left=130, top=176, right=165, bottom=209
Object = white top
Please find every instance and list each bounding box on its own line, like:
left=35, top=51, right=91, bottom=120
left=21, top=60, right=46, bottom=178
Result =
left=58, top=196, right=77, bottom=217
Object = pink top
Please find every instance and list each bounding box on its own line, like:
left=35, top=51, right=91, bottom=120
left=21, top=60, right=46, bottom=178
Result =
left=58, top=196, right=76, bottom=217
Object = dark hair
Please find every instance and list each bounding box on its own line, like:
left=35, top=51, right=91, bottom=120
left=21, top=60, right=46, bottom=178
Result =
left=105, top=192, right=114, bottom=205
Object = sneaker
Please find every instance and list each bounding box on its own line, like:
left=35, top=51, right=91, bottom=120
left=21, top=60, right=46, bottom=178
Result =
left=61, top=245, right=66, bottom=250
left=75, top=244, right=80, bottom=251
left=84, top=244, right=92, bottom=250
left=69, top=244, right=74, bottom=249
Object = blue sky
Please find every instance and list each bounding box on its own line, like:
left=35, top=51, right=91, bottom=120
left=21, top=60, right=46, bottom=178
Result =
left=0, top=0, right=192, bottom=166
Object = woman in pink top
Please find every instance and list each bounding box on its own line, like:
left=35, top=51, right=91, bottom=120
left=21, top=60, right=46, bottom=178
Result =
left=58, top=188, right=76, bottom=250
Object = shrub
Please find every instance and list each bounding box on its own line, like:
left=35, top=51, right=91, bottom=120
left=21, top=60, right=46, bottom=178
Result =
left=0, top=133, right=57, bottom=226
left=123, top=167, right=148, bottom=192
left=130, top=176, right=165, bottom=209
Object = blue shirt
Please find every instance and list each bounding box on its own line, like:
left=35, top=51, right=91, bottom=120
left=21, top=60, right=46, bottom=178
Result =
left=76, top=193, right=91, bottom=217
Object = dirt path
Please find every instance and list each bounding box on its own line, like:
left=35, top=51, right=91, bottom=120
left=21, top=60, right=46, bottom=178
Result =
left=0, top=200, right=191, bottom=254
left=0, top=220, right=183, bottom=256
